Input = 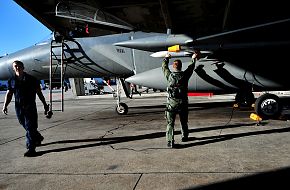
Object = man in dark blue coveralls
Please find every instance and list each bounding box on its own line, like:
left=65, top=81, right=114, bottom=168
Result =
left=2, top=60, right=49, bottom=157
left=162, top=51, right=199, bottom=148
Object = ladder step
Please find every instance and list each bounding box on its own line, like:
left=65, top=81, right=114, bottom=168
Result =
left=50, top=41, right=65, bottom=112
left=51, top=109, right=63, bottom=112
left=50, top=79, right=63, bottom=81
left=50, top=90, right=63, bottom=92
left=50, top=75, right=62, bottom=78
left=51, top=100, right=63, bottom=102
left=50, top=78, right=62, bottom=80
left=51, top=60, right=65, bottom=62
left=51, top=44, right=63, bottom=47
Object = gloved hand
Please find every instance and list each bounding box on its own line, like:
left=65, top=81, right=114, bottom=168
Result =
left=2, top=106, right=8, bottom=115
left=165, top=52, right=171, bottom=59
left=46, top=110, right=53, bottom=119
left=192, top=50, right=201, bottom=60
left=44, top=104, right=50, bottom=115
left=44, top=104, right=53, bottom=119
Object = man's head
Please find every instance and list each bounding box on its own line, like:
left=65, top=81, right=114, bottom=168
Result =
left=12, top=60, right=24, bottom=76
left=172, top=59, right=182, bottom=71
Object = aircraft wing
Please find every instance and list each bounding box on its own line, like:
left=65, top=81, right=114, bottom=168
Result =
left=14, top=0, right=228, bottom=37
left=14, top=0, right=290, bottom=39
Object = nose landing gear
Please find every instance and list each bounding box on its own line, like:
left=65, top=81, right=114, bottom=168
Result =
left=116, top=102, right=128, bottom=115
left=114, top=78, right=129, bottom=115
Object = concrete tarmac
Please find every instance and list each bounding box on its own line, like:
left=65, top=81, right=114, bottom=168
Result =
left=1, top=90, right=290, bottom=190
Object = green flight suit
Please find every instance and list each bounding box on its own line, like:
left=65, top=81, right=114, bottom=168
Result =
left=162, top=57, right=196, bottom=142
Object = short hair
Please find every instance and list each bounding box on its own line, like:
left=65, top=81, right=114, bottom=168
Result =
left=12, top=60, right=24, bottom=68
left=173, top=59, right=182, bottom=70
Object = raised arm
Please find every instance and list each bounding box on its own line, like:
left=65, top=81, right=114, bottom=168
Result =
left=162, top=54, right=172, bottom=80
left=184, top=51, right=199, bottom=78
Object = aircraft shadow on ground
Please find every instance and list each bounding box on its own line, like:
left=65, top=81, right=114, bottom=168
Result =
left=126, top=101, right=235, bottom=115
left=183, top=166, right=290, bottom=190
left=36, top=122, right=290, bottom=156
left=176, top=125, right=290, bottom=149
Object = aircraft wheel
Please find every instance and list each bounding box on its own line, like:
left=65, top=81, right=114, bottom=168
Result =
left=254, top=93, right=282, bottom=119
left=115, top=102, right=128, bottom=115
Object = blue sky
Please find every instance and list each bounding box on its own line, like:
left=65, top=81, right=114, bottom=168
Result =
left=0, top=1, right=52, bottom=56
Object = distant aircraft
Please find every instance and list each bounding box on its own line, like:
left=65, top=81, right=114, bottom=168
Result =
left=0, top=0, right=290, bottom=119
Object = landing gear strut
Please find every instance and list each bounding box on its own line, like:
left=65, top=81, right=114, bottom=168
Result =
left=235, top=91, right=255, bottom=107
left=114, top=78, right=128, bottom=115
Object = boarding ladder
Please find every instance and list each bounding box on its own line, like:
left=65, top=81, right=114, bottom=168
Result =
left=49, top=39, right=66, bottom=112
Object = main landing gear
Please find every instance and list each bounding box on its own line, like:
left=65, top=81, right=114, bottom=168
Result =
left=235, top=91, right=283, bottom=121
left=254, top=93, right=282, bottom=120
left=235, top=91, right=255, bottom=107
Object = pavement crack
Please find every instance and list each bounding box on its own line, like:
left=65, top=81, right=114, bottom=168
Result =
left=109, top=145, right=168, bottom=152
left=0, top=107, right=113, bottom=146
left=100, top=121, right=137, bottom=139
left=133, top=173, right=143, bottom=190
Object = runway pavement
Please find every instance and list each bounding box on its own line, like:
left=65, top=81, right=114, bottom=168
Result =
left=0, top=89, right=290, bottom=190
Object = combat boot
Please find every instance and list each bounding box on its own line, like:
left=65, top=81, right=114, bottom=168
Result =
left=24, top=149, right=38, bottom=157
left=35, top=136, right=44, bottom=146
left=167, top=140, right=175, bottom=148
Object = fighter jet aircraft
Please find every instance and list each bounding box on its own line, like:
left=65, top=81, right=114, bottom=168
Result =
left=0, top=0, right=290, bottom=119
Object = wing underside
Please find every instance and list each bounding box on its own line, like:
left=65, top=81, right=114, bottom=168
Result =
left=14, top=0, right=290, bottom=39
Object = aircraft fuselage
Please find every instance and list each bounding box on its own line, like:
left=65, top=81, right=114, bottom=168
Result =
left=0, top=31, right=287, bottom=94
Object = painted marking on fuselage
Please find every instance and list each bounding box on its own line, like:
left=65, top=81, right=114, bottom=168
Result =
left=116, top=48, right=125, bottom=53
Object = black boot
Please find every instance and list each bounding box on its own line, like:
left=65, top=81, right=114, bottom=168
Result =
left=35, top=136, right=44, bottom=146
left=24, top=149, right=37, bottom=157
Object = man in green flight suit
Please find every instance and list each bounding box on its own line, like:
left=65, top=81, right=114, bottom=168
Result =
left=162, top=51, right=199, bottom=148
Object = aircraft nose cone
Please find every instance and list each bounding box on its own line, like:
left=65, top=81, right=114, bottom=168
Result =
left=126, top=67, right=167, bottom=90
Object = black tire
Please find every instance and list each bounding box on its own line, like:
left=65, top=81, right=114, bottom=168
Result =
left=254, top=93, right=282, bottom=119
left=115, top=102, right=128, bottom=115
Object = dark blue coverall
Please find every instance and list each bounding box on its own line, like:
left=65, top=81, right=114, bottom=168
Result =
left=8, top=73, right=43, bottom=151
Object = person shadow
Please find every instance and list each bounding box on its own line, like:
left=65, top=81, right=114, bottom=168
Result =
left=34, top=121, right=290, bottom=155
